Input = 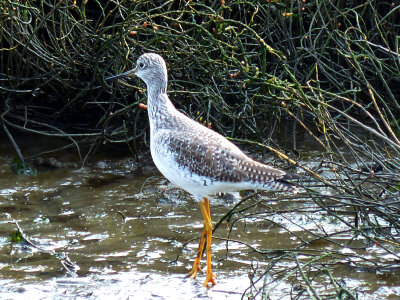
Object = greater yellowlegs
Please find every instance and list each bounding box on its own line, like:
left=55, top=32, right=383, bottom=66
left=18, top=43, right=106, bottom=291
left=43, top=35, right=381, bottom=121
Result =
left=106, top=53, right=298, bottom=286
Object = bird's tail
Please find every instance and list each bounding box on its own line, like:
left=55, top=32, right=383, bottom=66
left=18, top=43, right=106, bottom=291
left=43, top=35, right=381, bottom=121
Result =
left=261, top=179, right=299, bottom=194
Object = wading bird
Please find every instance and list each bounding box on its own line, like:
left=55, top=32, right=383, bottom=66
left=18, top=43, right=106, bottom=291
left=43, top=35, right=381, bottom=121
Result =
left=106, top=53, right=298, bottom=286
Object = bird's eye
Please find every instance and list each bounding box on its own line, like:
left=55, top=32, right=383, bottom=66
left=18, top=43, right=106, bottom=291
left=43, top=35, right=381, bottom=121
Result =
left=139, top=62, right=145, bottom=69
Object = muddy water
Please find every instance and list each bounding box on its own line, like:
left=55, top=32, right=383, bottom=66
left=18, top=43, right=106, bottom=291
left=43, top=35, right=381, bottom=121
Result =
left=0, top=135, right=399, bottom=299
left=0, top=136, right=268, bottom=299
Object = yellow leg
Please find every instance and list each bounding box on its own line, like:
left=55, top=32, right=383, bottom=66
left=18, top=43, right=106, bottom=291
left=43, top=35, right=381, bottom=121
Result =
left=188, top=222, right=206, bottom=279
left=200, top=197, right=216, bottom=286
left=188, top=197, right=216, bottom=286
left=188, top=199, right=209, bottom=278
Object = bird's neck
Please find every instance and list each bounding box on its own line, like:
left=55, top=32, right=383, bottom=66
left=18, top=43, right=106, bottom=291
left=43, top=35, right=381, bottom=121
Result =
left=145, top=73, right=178, bottom=132
left=147, top=91, right=177, bottom=132
left=147, top=81, right=167, bottom=103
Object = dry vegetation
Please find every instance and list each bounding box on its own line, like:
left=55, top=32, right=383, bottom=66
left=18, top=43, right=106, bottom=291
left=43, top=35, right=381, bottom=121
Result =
left=1, top=0, right=400, bottom=298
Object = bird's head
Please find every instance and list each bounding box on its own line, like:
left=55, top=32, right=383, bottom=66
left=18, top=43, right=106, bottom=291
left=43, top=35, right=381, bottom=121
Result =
left=106, top=53, right=167, bottom=88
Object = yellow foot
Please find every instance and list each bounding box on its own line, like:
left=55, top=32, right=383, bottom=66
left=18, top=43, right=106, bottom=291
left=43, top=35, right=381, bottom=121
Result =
left=203, top=272, right=217, bottom=286
left=188, top=264, right=202, bottom=279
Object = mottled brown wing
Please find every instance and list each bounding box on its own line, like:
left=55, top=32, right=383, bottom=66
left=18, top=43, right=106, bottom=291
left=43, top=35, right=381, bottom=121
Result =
left=162, top=127, right=285, bottom=184
left=159, top=130, right=246, bottom=183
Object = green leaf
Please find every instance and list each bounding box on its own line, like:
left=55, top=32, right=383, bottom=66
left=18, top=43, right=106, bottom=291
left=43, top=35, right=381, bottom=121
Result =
left=10, top=230, right=23, bottom=243
left=10, top=157, right=37, bottom=176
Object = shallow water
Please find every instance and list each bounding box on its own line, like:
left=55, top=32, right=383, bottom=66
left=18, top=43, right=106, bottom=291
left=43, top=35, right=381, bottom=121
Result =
left=0, top=135, right=399, bottom=299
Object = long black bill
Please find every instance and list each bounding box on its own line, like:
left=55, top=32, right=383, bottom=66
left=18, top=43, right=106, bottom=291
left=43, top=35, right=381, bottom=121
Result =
left=105, top=67, right=137, bottom=81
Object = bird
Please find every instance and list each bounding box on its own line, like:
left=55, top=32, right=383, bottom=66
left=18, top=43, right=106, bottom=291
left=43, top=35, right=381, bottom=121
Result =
left=106, top=53, right=298, bottom=287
